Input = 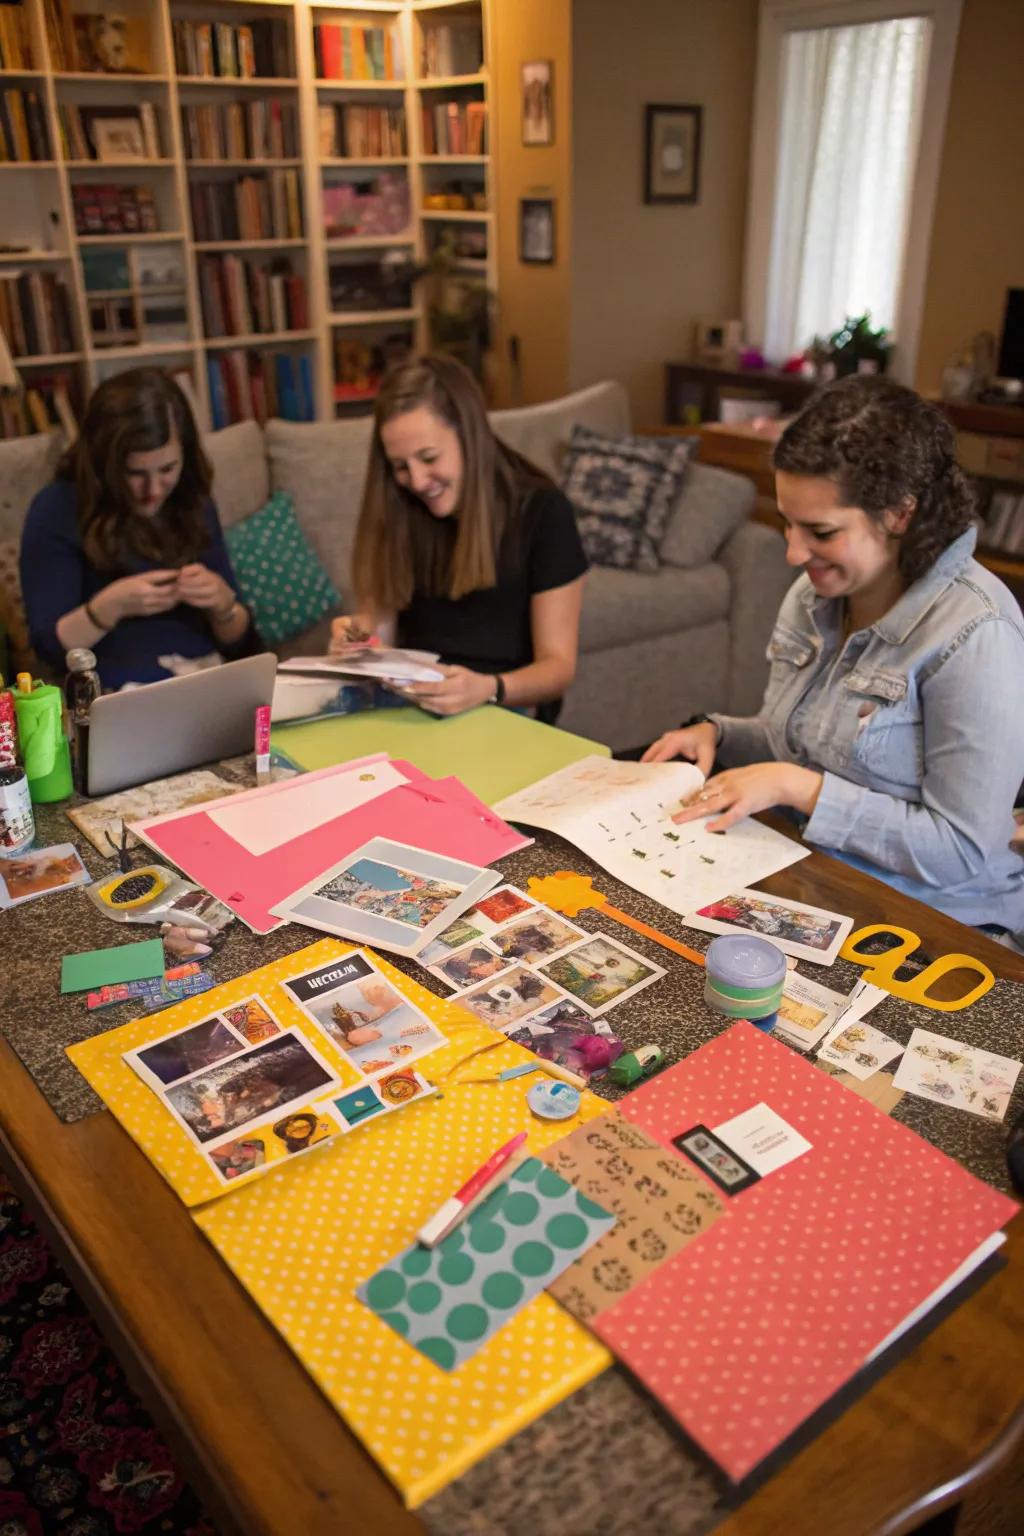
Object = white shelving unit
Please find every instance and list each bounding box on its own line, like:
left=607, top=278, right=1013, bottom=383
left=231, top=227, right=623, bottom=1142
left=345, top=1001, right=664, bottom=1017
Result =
left=1, top=0, right=496, bottom=433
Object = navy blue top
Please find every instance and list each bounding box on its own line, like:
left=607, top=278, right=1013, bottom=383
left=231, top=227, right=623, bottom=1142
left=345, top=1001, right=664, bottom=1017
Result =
left=20, top=480, right=246, bottom=690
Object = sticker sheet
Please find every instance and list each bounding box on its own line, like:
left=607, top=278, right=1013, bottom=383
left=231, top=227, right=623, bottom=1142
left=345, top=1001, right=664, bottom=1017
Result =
left=543, top=1110, right=726, bottom=1322
left=358, top=1156, right=615, bottom=1370
left=893, top=1029, right=1022, bottom=1121
left=495, top=755, right=809, bottom=916
left=817, top=1020, right=904, bottom=1080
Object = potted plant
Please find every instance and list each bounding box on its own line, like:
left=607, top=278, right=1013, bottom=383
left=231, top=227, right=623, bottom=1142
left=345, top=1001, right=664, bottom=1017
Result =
left=828, top=314, right=891, bottom=377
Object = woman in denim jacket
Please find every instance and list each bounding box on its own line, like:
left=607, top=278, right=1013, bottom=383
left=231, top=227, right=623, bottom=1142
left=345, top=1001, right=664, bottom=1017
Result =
left=645, top=376, right=1024, bottom=935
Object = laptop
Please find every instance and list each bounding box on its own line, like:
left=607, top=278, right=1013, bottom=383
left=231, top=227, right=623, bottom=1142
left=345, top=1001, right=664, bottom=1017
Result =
left=86, top=654, right=278, bottom=797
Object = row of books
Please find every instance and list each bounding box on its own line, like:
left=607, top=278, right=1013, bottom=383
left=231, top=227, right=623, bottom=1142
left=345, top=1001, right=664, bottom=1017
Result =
left=421, top=101, right=487, bottom=157
left=0, top=89, right=50, bottom=163
left=313, top=22, right=401, bottom=82
left=197, top=254, right=308, bottom=339
left=317, top=104, right=406, bottom=161
left=420, top=23, right=483, bottom=80
left=172, top=18, right=292, bottom=81
left=0, top=271, right=75, bottom=358
left=207, top=349, right=314, bottom=429
left=0, top=6, right=34, bottom=71
left=181, top=101, right=298, bottom=164
left=982, top=491, right=1024, bottom=555
left=189, top=171, right=303, bottom=244
left=1, top=375, right=77, bottom=441
left=59, top=102, right=162, bottom=163
left=72, top=184, right=158, bottom=236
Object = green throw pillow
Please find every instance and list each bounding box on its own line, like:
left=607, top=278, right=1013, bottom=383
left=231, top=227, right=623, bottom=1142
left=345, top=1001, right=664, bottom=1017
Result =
left=225, top=491, right=340, bottom=647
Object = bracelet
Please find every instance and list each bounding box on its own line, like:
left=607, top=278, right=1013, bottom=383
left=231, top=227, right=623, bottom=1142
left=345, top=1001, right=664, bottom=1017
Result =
left=212, top=599, right=240, bottom=625
left=490, top=674, right=506, bottom=706
left=84, top=599, right=112, bottom=633
left=680, top=712, right=721, bottom=744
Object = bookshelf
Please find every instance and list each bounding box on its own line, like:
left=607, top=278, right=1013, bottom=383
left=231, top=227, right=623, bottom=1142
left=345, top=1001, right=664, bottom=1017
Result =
left=1, top=0, right=496, bottom=435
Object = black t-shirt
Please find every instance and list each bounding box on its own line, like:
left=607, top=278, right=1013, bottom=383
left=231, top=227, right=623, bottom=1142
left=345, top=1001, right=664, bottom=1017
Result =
left=397, top=486, right=588, bottom=674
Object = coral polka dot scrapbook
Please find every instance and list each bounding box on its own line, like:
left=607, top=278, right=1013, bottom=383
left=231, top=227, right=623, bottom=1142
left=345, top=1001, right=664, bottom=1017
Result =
left=69, top=948, right=1016, bottom=1504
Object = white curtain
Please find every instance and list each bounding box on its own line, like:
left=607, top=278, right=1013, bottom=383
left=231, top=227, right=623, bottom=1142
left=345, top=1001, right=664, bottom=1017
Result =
left=764, top=16, right=931, bottom=362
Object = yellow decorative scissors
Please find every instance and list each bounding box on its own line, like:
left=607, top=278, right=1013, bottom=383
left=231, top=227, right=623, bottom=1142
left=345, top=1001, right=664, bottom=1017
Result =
left=840, top=925, right=995, bottom=1012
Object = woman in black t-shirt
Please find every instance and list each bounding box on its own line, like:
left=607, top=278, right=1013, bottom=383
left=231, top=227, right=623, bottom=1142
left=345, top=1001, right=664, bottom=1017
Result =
left=329, top=354, right=588, bottom=715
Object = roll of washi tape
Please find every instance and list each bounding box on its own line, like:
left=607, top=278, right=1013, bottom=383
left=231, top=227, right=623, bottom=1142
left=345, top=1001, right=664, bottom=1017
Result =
left=705, top=935, right=786, bottom=1020
left=527, top=1080, right=581, bottom=1121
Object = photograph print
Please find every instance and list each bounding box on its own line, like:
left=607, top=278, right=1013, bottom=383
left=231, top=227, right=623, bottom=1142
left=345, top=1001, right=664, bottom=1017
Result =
left=163, top=1032, right=337, bottom=1148
left=685, top=889, right=852, bottom=964
left=131, top=1013, right=245, bottom=1089
left=316, top=856, right=463, bottom=930
left=431, top=942, right=508, bottom=990
left=490, top=909, right=585, bottom=967
left=289, top=957, right=446, bottom=1077
left=537, top=935, right=665, bottom=1014
left=457, top=965, right=564, bottom=1029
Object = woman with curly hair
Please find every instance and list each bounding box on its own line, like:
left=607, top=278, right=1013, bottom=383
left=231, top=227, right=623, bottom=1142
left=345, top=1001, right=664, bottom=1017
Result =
left=645, top=374, right=1024, bottom=932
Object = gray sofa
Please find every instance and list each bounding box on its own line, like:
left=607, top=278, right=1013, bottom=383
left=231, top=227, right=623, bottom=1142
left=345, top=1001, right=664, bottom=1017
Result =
left=0, top=380, right=792, bottom=752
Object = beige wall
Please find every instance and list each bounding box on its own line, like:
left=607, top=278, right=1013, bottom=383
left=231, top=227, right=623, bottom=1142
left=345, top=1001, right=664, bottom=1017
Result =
left=569, top=0, right=758, bottom=425
left=490, top=0, right=574, bottom=407
left=915, top=0, right=1024, bottom=395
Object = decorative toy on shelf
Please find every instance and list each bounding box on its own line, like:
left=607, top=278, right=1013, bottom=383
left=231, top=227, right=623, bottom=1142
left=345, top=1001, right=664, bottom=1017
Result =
left=840, top=925, right=994, bottom=1012
left=527, top=871, right=706, bottom=967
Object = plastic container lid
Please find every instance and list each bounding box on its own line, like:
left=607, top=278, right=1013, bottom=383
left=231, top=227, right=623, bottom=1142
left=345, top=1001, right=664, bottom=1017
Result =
left=705, top=934, right=787, bottom=993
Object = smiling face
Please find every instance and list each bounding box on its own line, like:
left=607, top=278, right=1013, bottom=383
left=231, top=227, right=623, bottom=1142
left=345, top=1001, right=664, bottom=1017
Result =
left=124, top=432, right=184, bottom=519
left=775, top=471, right=909, bottom=602
left=379, top=406, right=464, bottom=518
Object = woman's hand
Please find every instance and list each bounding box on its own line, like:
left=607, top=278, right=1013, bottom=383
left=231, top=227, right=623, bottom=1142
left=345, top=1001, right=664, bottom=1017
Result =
left=328, top=615, right=377, bottom=656
left=403, top=665, right=495, bottom=716
left=176, top=562, right=235, bottom=614
left=94, top=570, right=180, bottom=625
left=642, top=722, right=718, bottom=776
left=671, top=762, right=824, bottom=831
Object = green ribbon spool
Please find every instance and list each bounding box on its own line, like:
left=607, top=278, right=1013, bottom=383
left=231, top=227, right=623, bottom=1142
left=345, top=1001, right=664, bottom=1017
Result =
left=13, top=683, right=74, bottom=804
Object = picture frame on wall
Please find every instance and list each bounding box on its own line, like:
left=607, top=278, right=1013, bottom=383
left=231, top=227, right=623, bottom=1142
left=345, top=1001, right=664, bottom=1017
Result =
left=644, top=103, right=702, bottom=205
left=519, top=197, right=555, bottom=265
left=521, top=60, right=554, bottom=146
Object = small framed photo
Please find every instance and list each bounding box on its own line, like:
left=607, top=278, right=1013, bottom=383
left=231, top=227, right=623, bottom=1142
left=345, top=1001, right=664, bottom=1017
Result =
left=672, top=1125, right=761, bottom=1196
left=520, top=196, right=555, bottom=265
left=644, top=103, right=702, bottom=205
left=521, top=59, right=553, bottom=146
left=85, top=110, right=147, bottom=163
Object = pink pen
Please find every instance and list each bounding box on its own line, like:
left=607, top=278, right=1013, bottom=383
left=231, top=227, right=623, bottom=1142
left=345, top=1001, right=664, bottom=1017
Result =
left=417, top=1131, right=528, bottom=1249
left=254, top=704, right=271, bottom=786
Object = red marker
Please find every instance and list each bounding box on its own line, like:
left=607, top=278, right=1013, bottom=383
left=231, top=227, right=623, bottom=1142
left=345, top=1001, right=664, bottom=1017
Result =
left=417, top=1131, right=528, bottom=1248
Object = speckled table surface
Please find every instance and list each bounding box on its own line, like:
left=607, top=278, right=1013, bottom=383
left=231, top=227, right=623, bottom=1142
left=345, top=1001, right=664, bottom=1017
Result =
left=2, top=784, right=1022, bottom=1536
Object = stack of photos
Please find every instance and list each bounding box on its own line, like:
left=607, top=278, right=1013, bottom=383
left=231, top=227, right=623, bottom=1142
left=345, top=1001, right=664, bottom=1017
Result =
left=684, top=889, right=853, bottom=965
left=270, top=836, right=500, bottom=957
left=122, top=952, right=444, bottom=1187
left=421, top=883, right=665, bottom=1065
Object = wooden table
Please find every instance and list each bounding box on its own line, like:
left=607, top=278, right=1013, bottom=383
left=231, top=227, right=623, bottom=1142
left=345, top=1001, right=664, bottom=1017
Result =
left=1, top=823, right=1022, bottom=1536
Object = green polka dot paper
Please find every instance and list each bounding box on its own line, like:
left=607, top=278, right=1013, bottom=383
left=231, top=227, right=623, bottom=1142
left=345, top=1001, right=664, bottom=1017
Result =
left=358, top=1158, right=615, bottom=1371
left=224, top=490, right=340, bottom=647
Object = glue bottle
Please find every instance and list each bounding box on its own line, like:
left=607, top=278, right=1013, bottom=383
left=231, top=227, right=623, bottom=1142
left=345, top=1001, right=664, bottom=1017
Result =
left=0, top=687, right=35, bottom=857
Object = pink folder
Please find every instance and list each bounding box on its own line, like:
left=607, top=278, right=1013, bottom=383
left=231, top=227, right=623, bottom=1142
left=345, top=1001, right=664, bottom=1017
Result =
left=132, top=758, right=530, bottom=933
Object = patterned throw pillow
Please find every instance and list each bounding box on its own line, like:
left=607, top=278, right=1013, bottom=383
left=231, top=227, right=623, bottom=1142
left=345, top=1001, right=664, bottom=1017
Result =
left=225, top=491, right=340, bottom=647
left=561, top=426, right=693, bottom=573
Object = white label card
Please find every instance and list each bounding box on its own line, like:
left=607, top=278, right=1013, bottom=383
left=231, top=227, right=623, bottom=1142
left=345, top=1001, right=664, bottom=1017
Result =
left=712, top=1101, right=812, bottom=1176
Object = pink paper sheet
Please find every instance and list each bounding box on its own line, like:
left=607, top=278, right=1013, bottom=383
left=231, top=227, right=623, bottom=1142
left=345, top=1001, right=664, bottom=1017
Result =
left=132, top=760, right=530, bottom=933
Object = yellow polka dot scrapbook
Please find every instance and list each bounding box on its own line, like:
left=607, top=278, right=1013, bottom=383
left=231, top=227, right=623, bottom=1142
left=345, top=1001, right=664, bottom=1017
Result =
left=67, top=938, right=615, bottom=1506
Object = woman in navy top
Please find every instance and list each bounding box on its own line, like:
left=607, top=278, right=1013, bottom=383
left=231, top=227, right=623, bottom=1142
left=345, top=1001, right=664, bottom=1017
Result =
left=20, top=368, right=254, bottom=690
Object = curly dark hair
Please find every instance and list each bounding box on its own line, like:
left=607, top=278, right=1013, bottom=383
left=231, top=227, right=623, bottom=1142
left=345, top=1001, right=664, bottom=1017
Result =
left=773, top=375, right=975, bottom=584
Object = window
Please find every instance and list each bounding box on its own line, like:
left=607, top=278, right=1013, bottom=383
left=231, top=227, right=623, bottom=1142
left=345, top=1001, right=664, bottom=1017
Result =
left=744, top=0, right=963, bottom=380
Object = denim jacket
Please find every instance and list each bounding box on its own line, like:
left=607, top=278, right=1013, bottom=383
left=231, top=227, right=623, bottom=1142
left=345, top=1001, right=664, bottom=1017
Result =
left=710, top=528, right=1024, bottom=929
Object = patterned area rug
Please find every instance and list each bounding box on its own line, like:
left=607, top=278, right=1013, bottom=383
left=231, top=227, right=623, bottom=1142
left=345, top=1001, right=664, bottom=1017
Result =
left=0, top=1178, right=218, bottom=1536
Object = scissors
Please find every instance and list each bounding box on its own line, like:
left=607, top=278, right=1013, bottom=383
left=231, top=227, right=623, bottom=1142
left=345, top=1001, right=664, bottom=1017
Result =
left=840, top=925, right=994, bottom=1012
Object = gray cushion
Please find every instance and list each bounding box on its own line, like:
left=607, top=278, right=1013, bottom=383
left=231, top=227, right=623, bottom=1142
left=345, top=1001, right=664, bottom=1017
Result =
left=266, top=416, right=373, bottom=601
left=659, top=460, right=755, bottom=569
left=0, top=431, right=64, bottom=544
left=579, top=562, right=730, bottom=653
left=203, top=420, right=269, bottom=529
left=563, top=425, right=693, bottom=573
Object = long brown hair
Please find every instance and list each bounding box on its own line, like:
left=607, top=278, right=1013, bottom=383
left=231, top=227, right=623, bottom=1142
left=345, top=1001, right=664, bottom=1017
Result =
left=59, top=368, right=212, bottom=570
left=352, top=354, right=551, bottom=611
left=774, top=375, right=975, bottom=584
